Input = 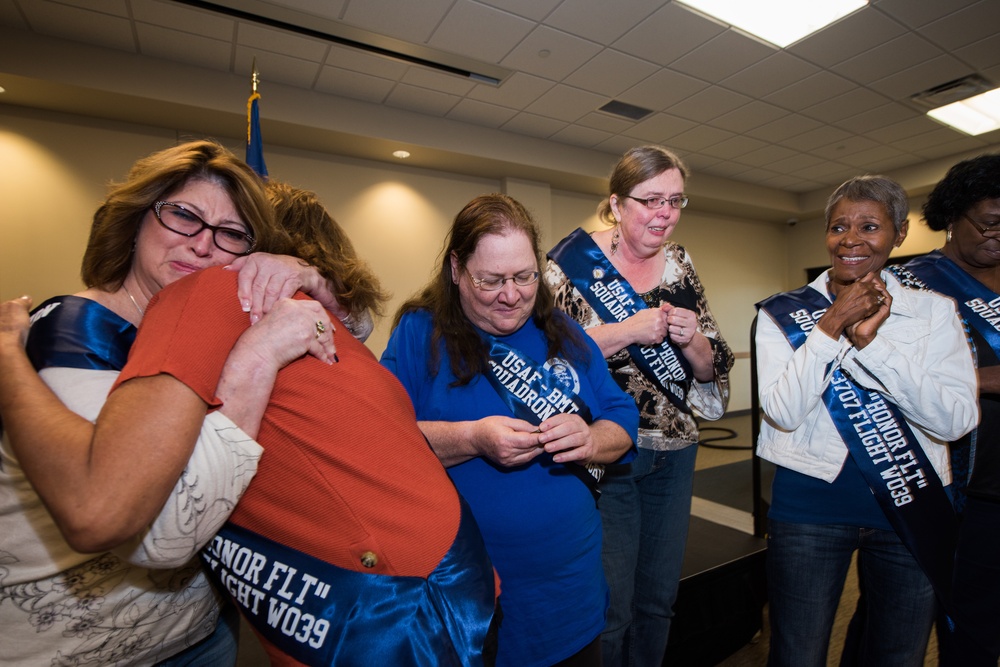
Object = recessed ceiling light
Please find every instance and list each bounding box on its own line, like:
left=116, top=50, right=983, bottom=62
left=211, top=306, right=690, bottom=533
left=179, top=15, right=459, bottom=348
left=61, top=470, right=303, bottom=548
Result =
left=393, top=150, right=411, bottom=159
left=927, top=88, right=1000, bottom=136
left=676, top=0, right=868, bottom=48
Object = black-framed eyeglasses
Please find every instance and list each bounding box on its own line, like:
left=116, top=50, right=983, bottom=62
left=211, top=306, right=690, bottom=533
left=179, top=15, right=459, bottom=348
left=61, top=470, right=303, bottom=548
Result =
left=466, top=269, right=539, bottom=291
left=152, top=201, right=256, bottom=255
left=624, top=195, right=689, bottom=210
left=962, top=213, right=1000, bottom=239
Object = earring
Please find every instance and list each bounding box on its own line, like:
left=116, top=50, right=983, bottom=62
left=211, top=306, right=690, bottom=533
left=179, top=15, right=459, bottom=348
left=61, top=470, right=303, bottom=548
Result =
left=610, top=227, right=620, bottom=255
left=946, top=227, right=952, bottom=243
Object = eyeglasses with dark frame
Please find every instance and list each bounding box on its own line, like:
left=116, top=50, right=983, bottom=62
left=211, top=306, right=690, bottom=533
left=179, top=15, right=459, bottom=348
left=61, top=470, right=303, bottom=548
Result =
left=624, top=195, right=689, bottom=210
left=466, top=268, right=540, bottom=291
left=962, top=213, right=1000, bottom=239
left=151, top=201, right=256, bottom=255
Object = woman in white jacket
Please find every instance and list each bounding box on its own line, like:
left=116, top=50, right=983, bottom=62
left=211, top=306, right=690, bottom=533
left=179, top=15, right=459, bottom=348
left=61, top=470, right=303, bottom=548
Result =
left=755, top=175, right=978, bottom=667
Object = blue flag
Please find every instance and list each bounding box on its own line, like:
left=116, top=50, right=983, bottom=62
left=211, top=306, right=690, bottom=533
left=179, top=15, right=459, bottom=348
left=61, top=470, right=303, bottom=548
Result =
left=246, top=91, right=268, bottom=178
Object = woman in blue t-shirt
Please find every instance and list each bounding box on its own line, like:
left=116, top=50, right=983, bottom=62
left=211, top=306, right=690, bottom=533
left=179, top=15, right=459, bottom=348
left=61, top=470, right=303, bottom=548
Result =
left=382, top=193, right=638, bottom=667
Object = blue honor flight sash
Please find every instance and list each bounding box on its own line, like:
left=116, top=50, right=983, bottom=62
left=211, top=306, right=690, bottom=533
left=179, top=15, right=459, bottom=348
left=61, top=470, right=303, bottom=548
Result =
left=903, top=250, right=1000, bottom=356
left=202, top=498, right=495, bottom=667
left=548, top=228, right=692, bottom=414
left=893, top=250, right=998, bottom=512
left=759, top=286, right=957, bottom=606
left=480, top=333, right=603, bottom=500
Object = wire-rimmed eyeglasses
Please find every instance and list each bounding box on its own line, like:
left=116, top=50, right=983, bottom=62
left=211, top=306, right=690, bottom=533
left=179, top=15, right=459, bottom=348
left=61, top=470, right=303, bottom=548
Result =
left=624, top=195, right=689, bottom=210
left=466, top=269, right=540, bottom=291
left=152, top=201, right=256, bottom=255
left=962, top=213, right=1000, bottom=239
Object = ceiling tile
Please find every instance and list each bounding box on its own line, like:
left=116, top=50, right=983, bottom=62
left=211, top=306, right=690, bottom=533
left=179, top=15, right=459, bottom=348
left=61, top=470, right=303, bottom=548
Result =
left=239, top=23, right=328, bottom=62
left=234, top=45, right=323, bottom=88
left=836, top=144, right=911, bottom=168
left=835, top=102, right=920, bottom=135
left=136, top=24, right=232, bottom=69
left=325, top=42, right=408, bottom=80
left=669, top=31, right=775, bottom=83
left=501, top=111, right=568, bottom=138
left=746, top=114, right=824, bottom=143
left=465, top=71, right=554, bottom=108
left=800, top=87, right=890, bottom=124
left=595, top=134, right=648, bottom=156
left=500, top=25, right=602, bottom=80
left=563, top=48, right=659, bottom=98
left=428, top=0, right=535, bottom=63
left=340, top=0, right=454, bottom=43
left=700, top=134, right=769, bottom=160
left=446, top=98, right=519, bottom=128
left=872, top=0, right=979, bottom=29
left=20, top=0, right=135, bottom=51
left=809, top=135, right=881, bottom=161
left=576, top=110, right=634, bottom=133
left=617, top=68, right=707, bottom=112
left=668, top=85, right=753, bottom=122
left=708, top=100, right=788, bottom=134
left=832, top=33, right=944, bottom=85
left=549, top=123, right=614, bottom=149
left=764, top=71, right=856, bottom=112
left=314, top=66, right=394, bottom=102
left=622, top=112, right=698, bottom=143
left=400, top=67, right=477, bottom=96
left=667, top=124, right=735, bottom=152
left=132, top=0, right=234, bottom=39
left=613, top=2, right=726, bottom=67
left=873, top=115, right=943, bottom=143
left=795, top=160, right=856, bottom=182
left=910, top=134, right=992, bottom=160
left=787, top=7, right=905, bottom=68
left=384, top=82, right=461, bottom=116
left=781, top=125, right=853, bottom=151
left=720, top=52, right=820, bottom=98
left=919, top=0, right=1000, bottom=52
left=733, top=144, right=800, bottom=169
left=868, top=54, right=974, bottom=101
left=524, top=83, right=607, bottom=122
left=545, top=0, right=662, bottom=43
left=478, top=0, right=562, bottom=22
left=953, top=32, right=1000, bottom=70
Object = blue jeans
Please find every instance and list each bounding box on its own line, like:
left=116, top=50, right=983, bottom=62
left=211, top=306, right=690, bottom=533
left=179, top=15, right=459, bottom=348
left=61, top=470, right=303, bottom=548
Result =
left=766, top=520, right=935, bottom=667
left=599, top=445, right=697, bottom=667
left=155, top=601, right=239, bottom=667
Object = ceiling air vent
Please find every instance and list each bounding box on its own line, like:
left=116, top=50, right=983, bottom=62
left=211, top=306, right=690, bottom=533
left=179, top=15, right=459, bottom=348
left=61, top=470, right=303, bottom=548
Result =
left=598, top=100, right=654, bottom=121
left=910, top=74, right=994, bottom=109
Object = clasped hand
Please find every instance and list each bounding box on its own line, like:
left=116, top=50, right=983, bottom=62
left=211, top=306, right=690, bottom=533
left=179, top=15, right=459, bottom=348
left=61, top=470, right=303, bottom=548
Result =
left=474, top=413, right=594, bottom=468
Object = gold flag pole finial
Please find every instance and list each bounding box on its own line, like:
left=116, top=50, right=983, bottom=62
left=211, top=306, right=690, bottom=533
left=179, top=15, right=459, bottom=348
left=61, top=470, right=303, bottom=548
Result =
left=251, top=57, right=259, bottom=94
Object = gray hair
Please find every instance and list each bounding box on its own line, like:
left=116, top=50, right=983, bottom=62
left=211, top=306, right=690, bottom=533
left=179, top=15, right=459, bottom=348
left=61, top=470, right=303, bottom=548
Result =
left=824, top=175, right=908, bottom=233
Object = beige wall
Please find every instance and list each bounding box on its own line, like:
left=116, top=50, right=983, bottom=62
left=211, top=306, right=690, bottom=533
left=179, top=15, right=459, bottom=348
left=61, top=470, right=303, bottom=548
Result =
left=2, top=106, right=806, bottom=413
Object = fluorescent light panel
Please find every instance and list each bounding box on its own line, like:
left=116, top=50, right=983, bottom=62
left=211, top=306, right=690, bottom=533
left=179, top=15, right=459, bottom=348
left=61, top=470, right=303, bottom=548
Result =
left=927, top=88, right=1000, bottom=136
left=676, top=0, right=868, bottom=48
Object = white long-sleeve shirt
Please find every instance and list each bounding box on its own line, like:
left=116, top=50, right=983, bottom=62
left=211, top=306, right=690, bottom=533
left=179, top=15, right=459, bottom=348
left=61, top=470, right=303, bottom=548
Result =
left=755, top=270, right=978, bottom=484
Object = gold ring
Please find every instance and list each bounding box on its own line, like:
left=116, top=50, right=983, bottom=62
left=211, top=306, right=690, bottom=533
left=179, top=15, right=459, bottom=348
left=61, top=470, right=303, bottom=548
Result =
left=315, top=320, right=326, bottom=339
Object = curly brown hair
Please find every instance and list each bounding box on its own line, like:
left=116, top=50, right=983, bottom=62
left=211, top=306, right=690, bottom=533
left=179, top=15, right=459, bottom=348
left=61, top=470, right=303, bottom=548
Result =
left=266, top=181, right=388, bottom=319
